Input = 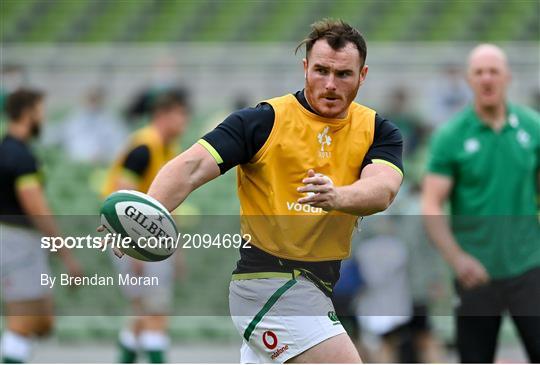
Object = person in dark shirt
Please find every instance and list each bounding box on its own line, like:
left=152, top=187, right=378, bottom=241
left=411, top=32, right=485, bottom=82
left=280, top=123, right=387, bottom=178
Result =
left=0, top=89, right=82, bottom=363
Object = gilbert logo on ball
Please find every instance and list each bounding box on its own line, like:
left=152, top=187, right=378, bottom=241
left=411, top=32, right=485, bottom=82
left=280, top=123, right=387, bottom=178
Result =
left=100, top=190, right=179, bottom=261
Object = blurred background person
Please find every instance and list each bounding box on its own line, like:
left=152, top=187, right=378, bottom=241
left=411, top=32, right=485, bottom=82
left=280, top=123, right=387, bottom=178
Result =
left=390, top=183, right=447, bottom=363
left=350, top=186, right=447, bottom=364
left=0, top=89, right=82, bottom=363
left=124, top=56, right=187, bottom=123
left=354, top=223, right=413, bottom=363
left=422, top=44, right=540, bottom=363
left=426, top=64, right=472, bottom=130
left=383, top=87, right=426, bottom=158
left=200, top=93, right=251, bottom=133
left=331, top=252, right=367, bottom=361
left=60, top=86, right=127, bottom=165
left=0, top=64, right=27, bottom=112
left=101, top=91, right=190, bottom=363
left=531, top=88, right=540, bottom=113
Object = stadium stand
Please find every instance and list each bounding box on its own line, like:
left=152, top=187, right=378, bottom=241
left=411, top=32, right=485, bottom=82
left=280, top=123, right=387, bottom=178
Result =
left=2, top=0, right=539, bottom=43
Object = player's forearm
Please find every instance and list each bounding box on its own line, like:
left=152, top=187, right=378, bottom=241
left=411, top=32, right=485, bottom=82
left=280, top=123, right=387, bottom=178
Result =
left=335, top=176, right=397, bottom=216
left=29, top=215, right=61, bottom=238
left=17, top=186, right=61, bottom=237
left=422, top=201, right=464, bottom=265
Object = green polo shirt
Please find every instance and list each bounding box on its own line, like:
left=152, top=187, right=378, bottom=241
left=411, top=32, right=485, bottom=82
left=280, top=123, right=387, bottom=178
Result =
left=427, top=104, right=540, bottom=279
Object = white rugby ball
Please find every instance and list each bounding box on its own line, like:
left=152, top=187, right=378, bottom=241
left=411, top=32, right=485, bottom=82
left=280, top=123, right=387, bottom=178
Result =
left=100, top=190, right=178, bottom=261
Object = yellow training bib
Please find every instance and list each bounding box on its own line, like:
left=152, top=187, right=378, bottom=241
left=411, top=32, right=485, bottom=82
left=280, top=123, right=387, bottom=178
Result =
left=238, top=94, right=376, bottom=261
left=102, top=126, right=176, bottom=196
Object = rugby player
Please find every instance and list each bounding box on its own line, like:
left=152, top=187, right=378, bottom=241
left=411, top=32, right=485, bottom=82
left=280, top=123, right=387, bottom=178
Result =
left=115, top=19, right=403, bottom=363
left=0, top=89, right=83, bottom=363
left=422, top=44, right=540, bottom=362
left=101, top=92, right=189, bottom=363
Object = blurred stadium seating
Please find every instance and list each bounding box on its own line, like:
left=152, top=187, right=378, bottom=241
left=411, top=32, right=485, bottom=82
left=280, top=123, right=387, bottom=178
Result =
left=2, top=0, right=539, bottom=43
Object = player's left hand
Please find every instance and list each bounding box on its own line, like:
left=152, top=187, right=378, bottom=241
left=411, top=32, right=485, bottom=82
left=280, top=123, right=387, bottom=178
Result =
left=297, top=169, right=341, bottom=211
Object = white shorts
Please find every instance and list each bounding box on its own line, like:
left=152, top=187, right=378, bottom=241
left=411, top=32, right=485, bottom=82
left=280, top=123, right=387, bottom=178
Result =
left=110, top=252, right=174, bottom=314
left=229, top=275, right=345, bottom=363
left=1, top=225, right=51, bottom=302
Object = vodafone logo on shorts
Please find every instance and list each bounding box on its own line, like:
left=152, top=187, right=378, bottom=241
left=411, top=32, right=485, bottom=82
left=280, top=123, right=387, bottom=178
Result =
left=262, top=331, right=278, bottom=350
left=262, top=331, right=289, bottom=360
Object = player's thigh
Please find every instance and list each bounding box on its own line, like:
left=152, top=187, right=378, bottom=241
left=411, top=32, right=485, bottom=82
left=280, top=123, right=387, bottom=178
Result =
left=5, top=298, right=54, bottom=336
left=287, top=333, right=361, bottom=363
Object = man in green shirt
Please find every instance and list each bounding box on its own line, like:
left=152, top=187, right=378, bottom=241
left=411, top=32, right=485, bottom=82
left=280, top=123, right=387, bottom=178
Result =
left=422, top=44, right=540, bottom=363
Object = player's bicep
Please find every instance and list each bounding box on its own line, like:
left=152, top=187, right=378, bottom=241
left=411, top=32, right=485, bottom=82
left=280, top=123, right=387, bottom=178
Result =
left=148, top=144, right=220, bottom=212
left=360, top=163, right=403, bottom=196
left=199, top=115, right=249, bottom=174
left=174, top=142, right=220, bottom=188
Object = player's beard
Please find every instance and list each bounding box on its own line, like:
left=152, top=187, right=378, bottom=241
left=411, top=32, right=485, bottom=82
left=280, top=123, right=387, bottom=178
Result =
left=30, top=120, right=42, bottom=138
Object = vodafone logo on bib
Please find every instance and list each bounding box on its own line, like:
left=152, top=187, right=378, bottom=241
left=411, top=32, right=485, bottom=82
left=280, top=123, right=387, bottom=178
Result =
left=262, top=331, right=278, bottom=350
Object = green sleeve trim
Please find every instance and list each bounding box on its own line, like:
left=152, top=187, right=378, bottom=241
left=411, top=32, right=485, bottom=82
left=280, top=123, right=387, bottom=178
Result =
left=243, top=279, right=297, bottom=342
left=120, top=168, right=141, bottom=185
left=197, top=139, right=223, bottom=164
left=372, top=159, right=404, bottom=177
left=15, top=173, right=40, bottom=189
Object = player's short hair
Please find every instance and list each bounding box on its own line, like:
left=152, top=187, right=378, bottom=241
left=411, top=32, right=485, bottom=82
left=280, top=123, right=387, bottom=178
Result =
left=296, top=19, right=367, bottom=67
left=152, top=89, right=190, bottom=116
left=5, top=88, right=44, bottom=122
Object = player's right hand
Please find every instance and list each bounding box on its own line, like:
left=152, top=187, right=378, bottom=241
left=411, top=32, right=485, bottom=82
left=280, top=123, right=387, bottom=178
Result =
left=451, top=252, right=490, bottom=289
left=96, top=225, right=124, bottom=258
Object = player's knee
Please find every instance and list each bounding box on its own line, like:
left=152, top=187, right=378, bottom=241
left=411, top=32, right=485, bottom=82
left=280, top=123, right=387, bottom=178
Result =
left=34, top=316, right=54, bottom=337
left=7, top=315, right=54, bottom=337
left=140, top=315, right=168, bottom=331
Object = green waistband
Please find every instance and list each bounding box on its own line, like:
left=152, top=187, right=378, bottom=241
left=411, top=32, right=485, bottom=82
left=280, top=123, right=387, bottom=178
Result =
left=231, top=268, right=333, bottom=297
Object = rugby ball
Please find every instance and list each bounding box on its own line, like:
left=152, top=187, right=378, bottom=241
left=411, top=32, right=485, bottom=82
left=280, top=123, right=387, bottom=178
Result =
left=100, top=190, right=178, bottom=261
